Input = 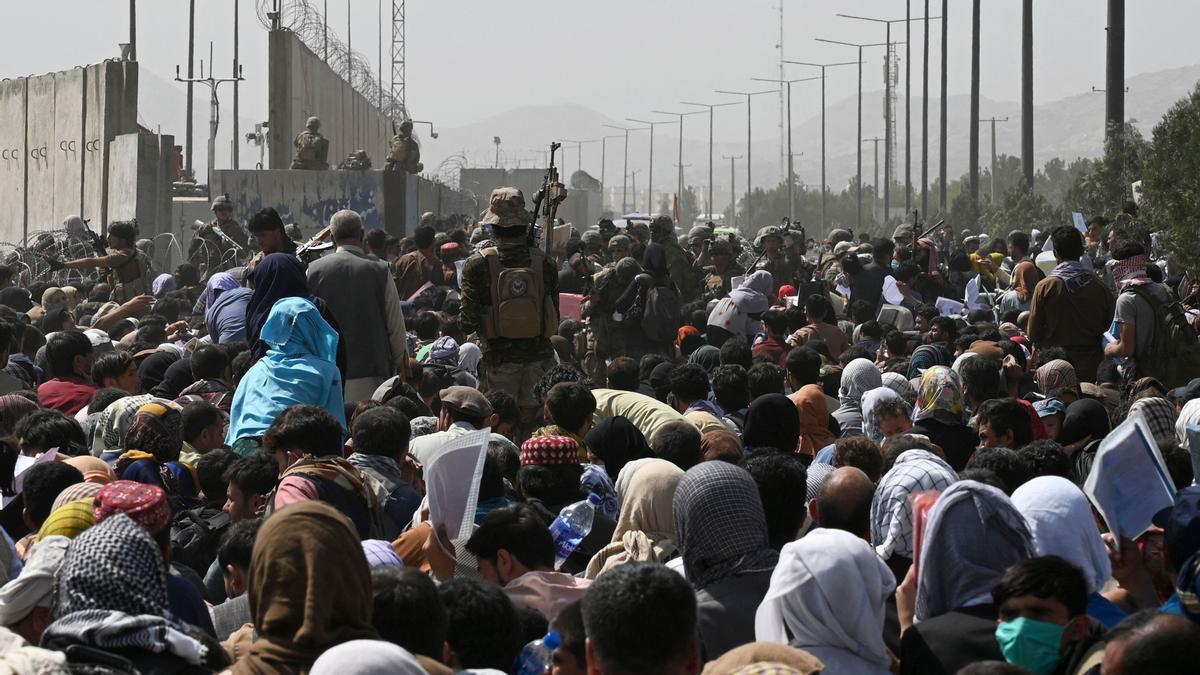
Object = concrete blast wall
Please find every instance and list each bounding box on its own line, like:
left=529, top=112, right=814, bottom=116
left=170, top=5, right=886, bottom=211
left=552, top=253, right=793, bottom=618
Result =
left=268, top=30, right=392, bottom=171
left=0, top=61, right=139, bottom=243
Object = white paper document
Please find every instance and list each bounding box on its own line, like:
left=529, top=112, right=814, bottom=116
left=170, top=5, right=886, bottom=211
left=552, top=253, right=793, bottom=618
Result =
left=1083, top=416, right=1175, bottom=543
left=424, top=429, right=490, bottom=543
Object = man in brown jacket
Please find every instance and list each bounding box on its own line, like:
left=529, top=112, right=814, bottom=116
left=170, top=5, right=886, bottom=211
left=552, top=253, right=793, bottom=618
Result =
left=392, top=224, right=444, bottom=299
left=1027, top=227, right=1115, bottom=383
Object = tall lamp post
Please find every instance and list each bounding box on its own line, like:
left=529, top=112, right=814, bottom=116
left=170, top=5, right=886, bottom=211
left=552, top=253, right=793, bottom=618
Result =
left=750, top=76, right=820, bottom=228
left=781, top=61, right=858, bottom=234
left=651, top=109, right=706, bottom=211
left=680, top=100, right=741, bottom=220
left=627, top=118, right=679, bottom=215
left=561, top=139, right=599, bottom=184
left=722, top=155, right=743, bottom=228
left=813, top=38, right=888, bottom=231
left=598, top=134, right=624, bottom=214
left=602, top=124, right=648, bottom=214
left=714, top=88, right=778, bottom=227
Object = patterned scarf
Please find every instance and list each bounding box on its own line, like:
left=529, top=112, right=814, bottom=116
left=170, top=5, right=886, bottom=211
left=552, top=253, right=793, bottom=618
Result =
left=1110, top=254, right=1153, bottom=290
left=1050, top=260, right=1095, bottom=291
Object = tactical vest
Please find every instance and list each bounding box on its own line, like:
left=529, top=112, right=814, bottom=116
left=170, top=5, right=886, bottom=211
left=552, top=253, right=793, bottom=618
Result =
left=296, top=132, right=321, bottom=162
left=109, top=248, right=149, bottom=303
left=480, top=246, right=558, bottom=340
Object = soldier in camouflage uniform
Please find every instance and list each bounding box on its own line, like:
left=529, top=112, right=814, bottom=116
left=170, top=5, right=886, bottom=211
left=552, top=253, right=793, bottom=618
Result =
left=597, top=218, right=618, bottom=248
left=585, top=255, right=642, bottom=386
left=459, top=188, right=559, bottom=428
left=385, top=120, right=423, bottom=173
left=290, top=117, right=330, bottom=170
left=189, top=195, right=251, bottom=279
left=701, top=238, right=739, bottom=302
left=606, top=234, right=632, bottom=265
left=650, top=215, right=701, bottom=303
left=52, top=221, right=150, bottom=303
left=754, top=225, right=801, bottom=294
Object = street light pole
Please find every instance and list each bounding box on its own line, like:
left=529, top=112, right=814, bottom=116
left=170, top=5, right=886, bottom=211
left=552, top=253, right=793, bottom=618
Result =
left=979, top=116, right=1009, bottom=203
left=864, top=137, right=883, bottom=223
left=723, top=155, right=742, bottom=228
left=715, top=89, right=777, bottom=227
left=599, top=134, right=623, bottom=214
left=751, top=76, right=820, bottom=228
left=681, top=100, right=740, bottom=220
left=628, top=118, right=678, bottom=215
left=652, top=109, right=707, bottom=210
left=604, top=124, right=648, bottom=214
left=781, top=61, right=857, bottom=233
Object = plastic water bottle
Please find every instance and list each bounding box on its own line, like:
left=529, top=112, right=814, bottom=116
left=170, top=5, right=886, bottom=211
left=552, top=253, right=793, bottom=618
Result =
left=549, top=493, right=600, bottom=570
left=513, top=631, right=562, bottom=675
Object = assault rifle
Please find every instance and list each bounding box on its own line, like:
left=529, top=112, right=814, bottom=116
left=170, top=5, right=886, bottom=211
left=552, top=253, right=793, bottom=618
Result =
left=530, top=142, right=567, bottom=254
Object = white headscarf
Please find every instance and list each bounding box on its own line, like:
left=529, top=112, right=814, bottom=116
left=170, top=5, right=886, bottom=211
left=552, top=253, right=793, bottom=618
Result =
left=0, top=536, right=70, bottom=625
left=861, top=387, right=905, bottom=444
left=1175, top=398, right=1200, bottom=452
left=1011, top=476, right=1112, bottom=594
left=755, top=529, right=894, bottom=674
left=614, top=457, right=661, bottom=501
left=586, top=459, right=683, bottom=578
left=309, top=640, right=426, bottom=675
left=457, top=341, right=482, bottom=375
left=834, top=359, right=883, bottom=436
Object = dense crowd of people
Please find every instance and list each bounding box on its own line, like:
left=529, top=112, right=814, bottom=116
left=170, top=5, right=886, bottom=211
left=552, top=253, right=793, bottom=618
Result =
left=1, top=191, right=1199, bottom=675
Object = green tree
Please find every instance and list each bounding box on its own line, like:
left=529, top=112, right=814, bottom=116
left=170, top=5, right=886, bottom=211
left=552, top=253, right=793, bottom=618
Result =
left=976, top=188, right=1065, bottom=238
left=1065, top=122, right=1147, bottom=218
left=1143, top=84, right=1200, bottom=273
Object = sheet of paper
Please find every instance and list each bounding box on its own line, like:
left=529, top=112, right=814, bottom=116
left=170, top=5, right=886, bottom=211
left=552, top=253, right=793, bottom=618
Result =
left=935, top=296, right=965, bottom=317
left=1083, top=416, right=1175, bottom=543
left=1187, top=425, right=1200, bottom=493
left=882, top=276, right=904, bottom=305
left=964, top=276, right=981, bottom=310
left=835, top=283, right=851, bottom=298
left=3, top=449, right=58, bottom=508
left=425, top=429, right=490, bottom=543
left=1072, top=212, right=1088, bottom=234
left=559, top=293, right=583, bottom=321
left=454, top=259, right=465, bottom=289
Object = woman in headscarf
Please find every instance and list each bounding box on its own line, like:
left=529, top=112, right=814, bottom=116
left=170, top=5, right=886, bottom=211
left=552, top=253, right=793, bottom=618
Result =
left=610, top=243, right=680, bottom=361
left=457, top=341, right=482, bottom=376
left=1011, top=476, right=1126, bottom=627
left=0, top=394, right=38, bottom=437
left=901, top=481, right=1033, bottom=674
left=756, top=529, right=896, bottom=674
left=870, top=448, right=958, bottom=582
left=1175, top=397, right=1200, bottom=456
left=136, top=351, right=179, bottom=397
left=906, top=342, right=951, bottom=380
left=1036, top=358, right=1080, bottom=404
left=862, top=387, right=911, bottom=445
left=584, top=415, right=653, bottom=483
left=687, top=344, right=722, bottom=375
left=40, top=514, right=228, bottom=673
left=743, top=393, right=800, bottom=454
left=202, top=272, right=251, bottom=344
left=114, top=400, right=197, bottom=501
left=229, top=501, right=377, bottom=675
left=998, top=260, right=1040, bottom=315
left=909, top=366, right=977, bottom=471
left=674, top=461, right=779, bottom=658
left=245, top=253, right=337, bottom=365
left=308, top=641, right=429, bottom=675
left=227, top=297, right=345, bottom=453
left=40, top=287, right=68, bottom=313
left=833, top=358, right=883, bottom=438
left=40, top=308, right=74, bottom=334
left=792, top=384, right=836, bottom=457
left=151, top=357, right=197, bottom=400
left=585, top=458, right=683, bottom=578
left=1128, top=396, right=1177, bottom=450
left=706, top=270, right=774, bottom=348
left=882, top=370, right=916, bottom=402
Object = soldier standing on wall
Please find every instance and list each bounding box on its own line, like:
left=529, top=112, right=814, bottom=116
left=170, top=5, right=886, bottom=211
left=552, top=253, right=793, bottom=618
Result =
left=384, top=120, right=423, bottom=174
left=49, top=220, right=150, bottom=303
left=291, top=116, right=330, bottom=170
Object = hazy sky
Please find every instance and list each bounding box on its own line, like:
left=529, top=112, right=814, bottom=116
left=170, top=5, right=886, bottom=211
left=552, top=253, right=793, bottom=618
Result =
left=3, top=0, right=1197, bottom=176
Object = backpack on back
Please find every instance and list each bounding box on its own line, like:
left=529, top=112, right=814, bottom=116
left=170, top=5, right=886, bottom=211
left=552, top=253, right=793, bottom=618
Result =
left=642, top=285, right=682, bottom=343
left=170, top=506, right=230, bottom=576
left=481, top=247, right=557, bottom=340
left=1124, top=284, right=1200, bottom=388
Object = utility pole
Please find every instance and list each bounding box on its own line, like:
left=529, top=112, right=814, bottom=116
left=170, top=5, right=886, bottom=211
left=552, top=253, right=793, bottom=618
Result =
left=922, top=0, right=930, bottom=216
left=864, top=137, right=883, bottom=223
left=681, top=100, right=740, bottom=222
left=715, top=89, right=777, bottom=227
left=979, top=116, right=1009, bottom=203
left=940, top=0, right=948, bottom=213
left=176, top=44, right=244, bottom=185
left=627, top=118, right=679, bottom=217
left=969, top=0, right=982, bottom=208
left=128, top=0, right=137, bottom=61
left=185, top=0, right=195, bottom=180
left=232, top=0, right=240, bottom=170
left=782, top=62, right=856, bottom=234
left=604, top=124, right=648, bottom=214
left=751, top=76, right=820, bottom=229
left=1021, top=0, right=1033, bottom=191
left=723, top=155, right=742, bottom=228
left=561, top=139, right=599, bottom=185
left=1105, top=0, right=1125, bottom=150
left=493, top=136, right=501, bottom=168
left=599, top=134, right=623, bottom=214
left=652, top=109, right=706, bottom=209
left=905, top=0, right=912, bottom=213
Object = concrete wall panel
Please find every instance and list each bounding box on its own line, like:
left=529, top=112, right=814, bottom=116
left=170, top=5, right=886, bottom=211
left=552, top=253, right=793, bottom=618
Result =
left=0, top=78, right=27, bottom=243
left=24, top=73, right=57, bottom=235
left=212, top=169, right=390, bottom=238
left=52, top=68, right=85, bottom=224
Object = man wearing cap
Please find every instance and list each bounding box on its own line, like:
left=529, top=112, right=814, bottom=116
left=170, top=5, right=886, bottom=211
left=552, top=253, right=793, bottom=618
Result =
left=290, top=116, right=329, bottom=170
left=308, top=209, right=409, bottom=402
left=460, top=188, right=559, bottom=429
left=243, top=207, right=299, bottom=279
left=754, top=225, right=799, bottom=293
left=189, top=195, right=251, bottom=278
left=407, top=385, right=518, bottom=468
left=650, top=215, right=700, bottom=303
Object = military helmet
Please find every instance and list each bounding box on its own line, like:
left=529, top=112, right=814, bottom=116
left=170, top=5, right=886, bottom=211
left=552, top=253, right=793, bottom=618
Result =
left=687, top=224, right=714, bottom=245
left=708, top=238, right=733, bottom=257
left=581, top=230, right=603, bottom=249
left=285, top=223, right=303, bottom=241
left=627, top=222, right=650, bottom=241
left=607, top=234, right=631, bottom=251
left=211, top=195, right=232, bottom=212
left=650, top=215, right=675, bottom=233
left=306, top=116, right=321, bottom=130
left=754, top=225, right=784, bottom=248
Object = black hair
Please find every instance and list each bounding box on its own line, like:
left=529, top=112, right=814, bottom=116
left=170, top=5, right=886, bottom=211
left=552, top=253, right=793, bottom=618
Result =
left=248, top=207, right=284, bottom=233
left=22, top=461, right=83, bottom=527
left=839, top=345, right=873, bottom=367
left=1102, top=609, right=1200, bottom=674
left=667, top=364, right=710, bottom=405
left=929, top=316, right=958, bottom=343
left=719, top=336, right=752, bottom=370
left=262, top=404, right=343, bottom=458
left=1050, top=226, right=1085, bottom=260
left=550, top=599, right=586, bottom=669
left=217, top=516, right=262, bottom=571
left=859, top=319, right=883, bottom=340
left=639, top=354, right=669, bottom=382
left=582, top=562, right=697, bottom=675
left=351, top=406, right=412, bottom=458
left=650, top=420, right=702, bottom=471
left=959, top=357, right=1003, bottom=403
left=884, top=330, right=909, bottom=358
left=0, top=266, right=13, bottom=287
left=545, top=382, right=596, bottom=433
left=605, top=356, right=640, bottom=391
left=785, top=346, right=821, bottom=386
left=196, top=448, right=237, bottom=505
left=465, top=503, right=555, bottom=571
left=371, top=566, right=448, bottom=658
left=190, top=344, right=230, bottom=380
left=761, top=309, right=788, bottom=336
left=748, top=362, right=786, bottom=399
left=881, top=434, right=935, bottom=474
left=15, top=409, right=86, bottom=456
left=438, top=577, right=521, bottom=670
left=966, top=446, right=1033, bottom=495
left=484, top=389, right=519, bottom=426
left=840, top=253, right=863, bottom=276
left=413, top=224, right=437, bottom=250
left=993, top=555, right=1089, bottom=618
left=411, top=311, right=441, bottom=341
left=834, top=436, right=884, bottom=483
left=107, top=221, right=138, bottom=244
left=976, top=398, right=1035, bottom=450
left=230, top=351, right=253, bottom=383
left=222, top=452, right=279, bottom=496
left=45, top=329, right=92, bottom=379
left=88, top=388, right=127, bottom=415
left=1017, top=439, right=1073, bottom=480
left=743, top=450, right=808, bottom=550
left=711, top=365, right=749, bottom=414
left=181, top=400, right=224, bottom=444
left=365, top=228, right=388, bottom=252
left=533, top=364, right=590, bottom=404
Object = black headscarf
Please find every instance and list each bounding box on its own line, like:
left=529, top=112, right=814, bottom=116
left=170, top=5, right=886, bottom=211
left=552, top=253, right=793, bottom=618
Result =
left=649, top=362, right=675, bottom=402
left=1059, top=398, right=1111, bottom=446
left=585, top=415, right=654, bottom=483
left=137, top=351, right=180, bottom=396
left=743, top=393, right=801, bottom=453
left=151, top=357, right=195, bottom=400
left=642, top=242, right=669, bottom=282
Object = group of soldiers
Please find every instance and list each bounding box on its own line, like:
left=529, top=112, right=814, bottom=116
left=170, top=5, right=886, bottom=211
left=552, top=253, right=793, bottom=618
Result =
left=290, top=116, right=423, bottom=174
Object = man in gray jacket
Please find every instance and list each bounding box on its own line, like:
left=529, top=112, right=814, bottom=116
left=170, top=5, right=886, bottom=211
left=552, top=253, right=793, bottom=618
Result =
left=307, top=209, right=409, bottom=402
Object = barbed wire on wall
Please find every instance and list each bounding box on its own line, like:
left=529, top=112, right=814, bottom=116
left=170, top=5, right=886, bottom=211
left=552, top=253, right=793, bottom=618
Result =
left=255, top=0, right=408, bottom=122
